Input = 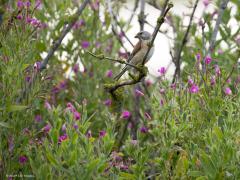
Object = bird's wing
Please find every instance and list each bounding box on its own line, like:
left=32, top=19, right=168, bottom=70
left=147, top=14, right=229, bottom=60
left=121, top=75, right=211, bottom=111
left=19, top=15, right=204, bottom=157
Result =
left=127, top=40, right=141, bottom=62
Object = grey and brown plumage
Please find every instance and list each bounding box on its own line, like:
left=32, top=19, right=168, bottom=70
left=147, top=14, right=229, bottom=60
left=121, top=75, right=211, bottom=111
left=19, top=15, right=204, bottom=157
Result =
left=114, top=31, right=154, bottom=81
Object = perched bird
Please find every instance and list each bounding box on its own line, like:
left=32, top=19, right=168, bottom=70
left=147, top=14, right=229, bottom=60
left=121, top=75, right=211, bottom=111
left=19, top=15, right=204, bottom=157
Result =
left=114, top=31, right=154, bottom=81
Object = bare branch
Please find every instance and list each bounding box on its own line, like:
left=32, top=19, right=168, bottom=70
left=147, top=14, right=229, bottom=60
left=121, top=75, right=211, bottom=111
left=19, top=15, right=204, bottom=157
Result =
left=172, top=0, right=199, bottom=83
left=202, top=0, right=230, bottom=72
left=87, top=51, right=141, bottom=71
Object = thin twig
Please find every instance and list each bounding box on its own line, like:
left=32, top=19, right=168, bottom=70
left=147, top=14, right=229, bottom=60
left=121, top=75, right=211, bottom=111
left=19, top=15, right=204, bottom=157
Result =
left=142, top=0, right=172, bottom=66
left=139, top=0, right=145, bottom=31
left=87, top=51, right=141, bottom=71
left=126, top=0, right=139, bottom=27
left=172, top=0, right=199, bottom=83
left=202, top=0, right=230, bottom=72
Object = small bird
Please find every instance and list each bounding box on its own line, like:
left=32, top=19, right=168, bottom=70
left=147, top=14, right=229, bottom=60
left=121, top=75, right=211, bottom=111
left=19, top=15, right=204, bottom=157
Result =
left=114, top=31, right=154, bottom=81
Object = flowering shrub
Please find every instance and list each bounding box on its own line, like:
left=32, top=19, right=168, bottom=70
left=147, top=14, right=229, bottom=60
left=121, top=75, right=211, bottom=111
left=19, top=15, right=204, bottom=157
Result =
left=0, top=0, right=240, bottom=179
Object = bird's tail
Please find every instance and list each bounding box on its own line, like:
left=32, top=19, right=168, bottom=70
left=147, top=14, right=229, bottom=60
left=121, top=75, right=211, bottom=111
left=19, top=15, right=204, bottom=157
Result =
left=114, top=66, right=129, bottom=81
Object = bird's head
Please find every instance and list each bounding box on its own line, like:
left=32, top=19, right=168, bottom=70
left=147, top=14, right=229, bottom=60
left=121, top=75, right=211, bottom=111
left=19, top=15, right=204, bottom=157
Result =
left=134, top=31, right=151, bottom=41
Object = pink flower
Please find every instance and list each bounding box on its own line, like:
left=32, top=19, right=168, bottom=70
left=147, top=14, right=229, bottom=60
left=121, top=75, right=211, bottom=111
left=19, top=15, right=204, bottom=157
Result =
left=135, top=89, right=144, bottom=97
left=158, top=67, right=166, bottom=75
left=74, top=111, right=81, bottom=120
left=226, top=78, right=231, bottom=84
left=159, top=88, right=165, bottom=94
left=210, top=76, right=216, bottom=86
left=99, top=130, right=106, bottom=137
left=44, top=101, right=52, bottom=110
left=121, top=110, right=131, bottom=119
left=35, top=0, right=42, bottom=9
left=67, top=102, right=76, bottom=113
left=189, top=84, right=199, bottom=94
left=35, top=115, right=42, bottom=123
left=103, top=99, right=112, bottom=106
left=203, top=0, right=210, bottom=7
left=188, top=78, right=194, bottom=85
left=224, top=87, right=232, bottom=95
left=145, top=79, right=152, bottom=86
left=19, top=155, right=27, bottom=164
left=58, top=134, right=68, bottom=143
left=170, top=83, right=176, bottom=89
left=214, top=65, right=221, bottom=76
left=130, top=140, right=138, bottom=146
left=43, top=124, right=51, bottom=133
left=106, top=70, right=113, bottom=78
left=205, top=56, right=212, bottom=65
left=17, top=15, right=23, bottom=20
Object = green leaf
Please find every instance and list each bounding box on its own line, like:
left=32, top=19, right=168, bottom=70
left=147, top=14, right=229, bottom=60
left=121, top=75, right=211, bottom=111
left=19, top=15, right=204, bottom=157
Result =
left=0, top=121, right=11, bottom=128
left=7, top=105, right=28, bottom=112
left=188, top=171, right=204, bottom=177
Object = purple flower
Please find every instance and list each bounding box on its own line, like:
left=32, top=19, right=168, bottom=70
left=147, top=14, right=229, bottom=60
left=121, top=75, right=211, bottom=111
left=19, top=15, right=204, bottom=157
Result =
left=121, top=110, right=131, bottom=119
left=35, top=0, right=42, bottom=9
left=34, top=61, right=42, bottom=71
left=59, top=80, right=67, bottom=90
left=58, top=134, right=68, bottom=143
left=130, top=140, right=138, bottom=146
left=106, top=70, right=113, bottom=78
left=203, top=0, right=210, bottom=7
left=196, top=53, right=201, bottom=61
left=73, top=123, right=78, bottom=129
left=73, top=63, right=79, bottom=74
left=17, top=15, right=23, bottom=20
left=159, top=88, right=165, bottom=94
left=44, top=101, right=52, bottom=110
left=25, top=76, right=31, bottom=83
left=62, top=124, right=66, bottom=132
left=205, top=56, right=212, bottom=65
left=135, top=89, right=144, bottom=97
left=99, top=130, right=106, bottom=137
left=224, top=87, right=232, bottom=95
left=210, top=76, right=216, bottom=86
left=90, top=0, right=100, bottom=11
left=26, top=17, right=33, bottom=23
left=118, top=51, right=129, bottom=59
left=43, top=124, right=51, bottom=133
left=103, top=99, right=112, bottom=106
left=160, top=99, right=164, bottom=106
left=226, top=78, right=231, bottom=84
left=67, top=102, right=76, bottom=113
left=189, top=84, right=199, bottom=94
left=214, top=65, right=221, bottom=76
left=8, top=136, right=14, bottom=153
left=170, top=83, right=176, bottom=89
left=188, top=78, right=194, bottom=85
left=74, top=111, right=81, bottom=120
left=35, top=115, right=42, bottom=123
left=145, top=79, right=152, bottom=86
left=19, top=155, right=27, bottom=164
left=140, top=126, right=148, bottom=133
left=25, top=1, right=31, bottom=7
left=158, top=67, right=166, bottom=75
left=17, top=1, right=24, bottom=8
left=81, top=41, right=90, bottom=49
left=95, top=42, right=101, bottom=49
left=86, top=130, right=92, bottom=138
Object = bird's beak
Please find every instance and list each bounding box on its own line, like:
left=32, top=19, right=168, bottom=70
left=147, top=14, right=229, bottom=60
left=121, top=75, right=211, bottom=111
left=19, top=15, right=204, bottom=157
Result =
left=134, top=34, right=139, bottom=38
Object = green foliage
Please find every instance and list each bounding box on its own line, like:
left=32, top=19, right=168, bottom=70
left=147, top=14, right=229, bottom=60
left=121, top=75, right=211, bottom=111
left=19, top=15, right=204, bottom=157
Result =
left=0, top=0, right=240, bottom=179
